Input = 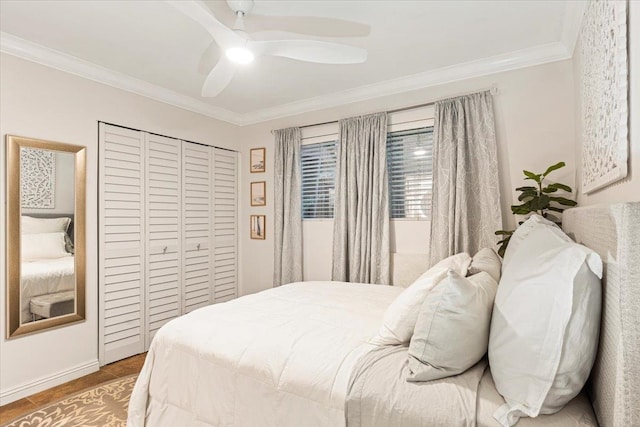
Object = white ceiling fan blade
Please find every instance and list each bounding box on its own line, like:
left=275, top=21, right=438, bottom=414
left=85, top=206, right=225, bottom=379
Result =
left=202, top=58, right=237, bottom=97
left=166, top=0, right=241, bottom=49
left=244, top=17, right=370, bottom=38
left=249, top=1, right=350, bottom=19
left=198, top=41, right=220, bottom=75
left=250, top=40, right=367, bottom=64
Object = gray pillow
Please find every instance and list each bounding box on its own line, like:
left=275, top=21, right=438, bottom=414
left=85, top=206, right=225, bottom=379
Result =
left=64, top=233, right=75, bottom=254
left=407, top=270, right=498, bottom=382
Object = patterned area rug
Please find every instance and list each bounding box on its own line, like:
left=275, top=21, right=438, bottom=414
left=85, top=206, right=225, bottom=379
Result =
left=2, top=375, right=137, bottom=427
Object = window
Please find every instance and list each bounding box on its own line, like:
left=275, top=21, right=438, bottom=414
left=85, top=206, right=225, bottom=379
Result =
left=386, top=127, right=434, bottom=219
left=301, top=141, right=337, bottom=219
left=300, top=126, right=433, bottom=220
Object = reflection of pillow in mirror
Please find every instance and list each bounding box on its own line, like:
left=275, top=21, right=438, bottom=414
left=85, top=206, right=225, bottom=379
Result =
left=22, top=216, right=71, bottom=234
left=22, top=232, right=70, bottom=261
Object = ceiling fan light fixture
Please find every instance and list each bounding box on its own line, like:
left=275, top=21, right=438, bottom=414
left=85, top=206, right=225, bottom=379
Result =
left=226, top=47, right=254, bottom=64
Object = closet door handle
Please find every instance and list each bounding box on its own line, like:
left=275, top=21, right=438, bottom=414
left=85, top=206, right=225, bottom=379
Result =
left=163, top=246, right=168, bottom=254
left=197, top=244, right=201, bottom=251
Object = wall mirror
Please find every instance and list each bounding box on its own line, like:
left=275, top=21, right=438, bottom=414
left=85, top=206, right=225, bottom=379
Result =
left=6, top=135, right=86, bottom=338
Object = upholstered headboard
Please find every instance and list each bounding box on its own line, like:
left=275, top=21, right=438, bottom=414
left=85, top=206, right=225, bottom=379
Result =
left=562, top=203, right=640, bottom=427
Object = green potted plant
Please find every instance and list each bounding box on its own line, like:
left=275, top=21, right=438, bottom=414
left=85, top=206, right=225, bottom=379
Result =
left=495, top=162, right=577, bottom=257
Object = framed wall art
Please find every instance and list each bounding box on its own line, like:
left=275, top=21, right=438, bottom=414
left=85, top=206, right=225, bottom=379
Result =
left=250, top=215, right=266, bottom=240
left=250, top=181, right=266, bottom=206
left=250, top=148, right=265, bottom=173
left=20, top=147, right=56, bottom=209
left=580, top=0, right=629, bottom=193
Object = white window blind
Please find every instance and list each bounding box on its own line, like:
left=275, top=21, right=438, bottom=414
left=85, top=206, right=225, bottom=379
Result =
left=386, top=127, right=434, bottom=219
left=301, top=141, right=337, bottom=219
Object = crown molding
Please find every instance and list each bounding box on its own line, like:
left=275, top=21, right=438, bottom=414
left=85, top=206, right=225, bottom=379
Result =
left=0, top=32, right=243, bottom=125
left=561, top=0, right=588, bottom=56
left=2, top=21, right=582, bottom=127
left=240, top=42, right=571, bottom=125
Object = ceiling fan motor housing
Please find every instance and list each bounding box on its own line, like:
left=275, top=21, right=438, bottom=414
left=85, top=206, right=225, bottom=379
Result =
left=227, top=0, right=254, bottom=15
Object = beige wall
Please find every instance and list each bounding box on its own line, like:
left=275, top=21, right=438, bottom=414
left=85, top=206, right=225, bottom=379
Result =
left=573, top=1, right=640, bottom=205
left=0, top=49, right=581, bottom=405
left=0, top=54, right=241, bottom=404
left=238, top=60, right=577, bottom=296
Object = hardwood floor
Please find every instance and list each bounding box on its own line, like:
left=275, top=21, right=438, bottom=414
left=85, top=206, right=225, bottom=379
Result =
left=0, top=353, right=146, bottom=423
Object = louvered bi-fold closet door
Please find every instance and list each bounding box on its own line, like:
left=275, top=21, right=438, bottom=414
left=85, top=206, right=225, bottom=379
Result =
left=99, top=124, right=145, bottom=365
left=212, top=148, right=238, bottom=302
left=181, top=142, right=213, bottom=313
left=145, top=134, right=182, bottom=347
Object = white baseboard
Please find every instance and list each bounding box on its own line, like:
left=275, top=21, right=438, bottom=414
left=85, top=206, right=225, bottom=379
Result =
left=0, top=359, right=99, bottom=406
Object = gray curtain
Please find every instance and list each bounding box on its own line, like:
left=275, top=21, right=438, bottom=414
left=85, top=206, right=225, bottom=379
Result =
left=429, top=91, right=502, bottom=266
left=273, top=127, right=303, bottom=286
left=332, top=112, right=390, bottom=284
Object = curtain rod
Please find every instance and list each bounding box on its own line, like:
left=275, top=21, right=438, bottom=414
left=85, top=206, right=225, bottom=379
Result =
left=294, top=85, right=498, bottom=130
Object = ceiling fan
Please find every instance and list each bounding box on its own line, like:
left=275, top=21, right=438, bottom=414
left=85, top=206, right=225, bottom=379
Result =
left=167, top=0, right=368, bottom=97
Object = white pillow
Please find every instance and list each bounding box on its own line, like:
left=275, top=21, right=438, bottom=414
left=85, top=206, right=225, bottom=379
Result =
left=489, top=217, right=602, bottom=427
left=21, top=232, right=70, bottom=261
left=469, top=247, right=502, bottom=282
left=501, top=214, right=571, bottom=270
left=21, top=216, right=71, bottom=234
left=370, top=252, right=472, bottom=345
left=407, top=270, right=497, bottom=382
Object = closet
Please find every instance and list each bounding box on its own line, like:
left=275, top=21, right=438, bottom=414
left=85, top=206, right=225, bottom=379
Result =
left=98, top=123, right=238, bottom=365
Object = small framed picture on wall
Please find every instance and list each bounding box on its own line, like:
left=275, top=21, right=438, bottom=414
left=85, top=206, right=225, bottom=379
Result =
left=250, top=148, right=266, bottom=173
left=250, top=215, right=266, bottom=240
left=250, top=181, right=266, bottom=206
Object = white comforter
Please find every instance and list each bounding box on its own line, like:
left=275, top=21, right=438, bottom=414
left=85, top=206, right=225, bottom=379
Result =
left=127, top=281, right=403, bottom=427
left=21, top=255, right=75, bottom=323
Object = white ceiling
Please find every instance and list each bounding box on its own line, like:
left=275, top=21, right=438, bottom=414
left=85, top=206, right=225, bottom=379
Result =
left=0, top=1, right=586, bottom=125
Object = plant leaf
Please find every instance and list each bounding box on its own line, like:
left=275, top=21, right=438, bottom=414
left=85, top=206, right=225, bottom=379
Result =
left=495, top=230, right=514, bottom=236
left=523, top=170, right=541, bottom=183
left=535, top=194, right=551, bottom=210
left=547, top=206, right=565, bottom=213
left=546, top=182, right=573, bottom=192
left=515, top=186, right=537, bottom=192
left=542, top=186, right=558, bottom=193
left=542, top=161, right=566, bottom=177
left=518, top=193, right=535, bottom=202
left=526, top=194, right=550, bottom=212
left=511, top=204, right=531, bottom=215
left=550, top=196, right=577, bottom=206
left=497, top=236, right=511, bottom=258
left=545, top=213, right=561, bottom=223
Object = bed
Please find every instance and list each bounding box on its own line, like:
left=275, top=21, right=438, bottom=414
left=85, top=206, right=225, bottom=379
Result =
left=21, top=255, right=75, bottom=322
left=127, top=203, right=639, bottom=427
left=20, top=213, right=76, bottom=323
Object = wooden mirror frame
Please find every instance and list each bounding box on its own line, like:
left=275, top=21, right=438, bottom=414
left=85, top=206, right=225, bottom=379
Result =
left=6, top=135, right=86, bottom=338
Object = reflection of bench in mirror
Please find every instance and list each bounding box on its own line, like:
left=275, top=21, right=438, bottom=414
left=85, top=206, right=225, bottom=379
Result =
left=30, top=290, right=75, bottom=321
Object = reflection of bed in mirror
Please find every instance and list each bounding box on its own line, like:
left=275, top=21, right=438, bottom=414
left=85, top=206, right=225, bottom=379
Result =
left=20, top=214, right=76, bottom=324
